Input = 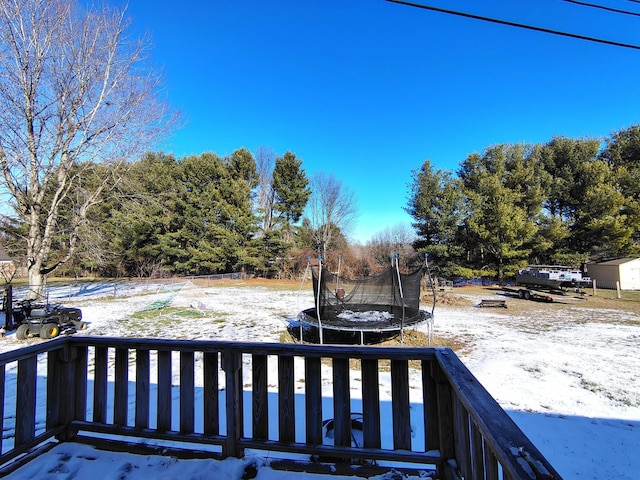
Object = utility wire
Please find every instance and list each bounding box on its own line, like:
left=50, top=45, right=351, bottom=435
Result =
left=386, top=0, right=640, bottom=50
left=560, top=0, right=640, bottom=17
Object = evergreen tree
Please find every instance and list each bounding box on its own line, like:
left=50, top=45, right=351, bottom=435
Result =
left=250, top=151, right=311, bottom=277
left=573, top=159, right=635, bottom=258
left=168, top=150, right=258, bottom=274
left=99, top=163, right=167, bottom=277
left=272, top=152, right=311, bottom=226
left=458, top=145, right=538, bottom=282
left=599, top=124, right=640, bottom=256
left=406, top=160, right=465, bottom=277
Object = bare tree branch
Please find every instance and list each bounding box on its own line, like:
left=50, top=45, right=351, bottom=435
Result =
left=308, top=172, right=358, bottom=260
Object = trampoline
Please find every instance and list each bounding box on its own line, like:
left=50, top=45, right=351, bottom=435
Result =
left=294, top=255, right=435, bottom=344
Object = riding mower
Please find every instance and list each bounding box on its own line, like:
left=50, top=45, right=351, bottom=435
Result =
left=11, top=299, right=85, bottom=340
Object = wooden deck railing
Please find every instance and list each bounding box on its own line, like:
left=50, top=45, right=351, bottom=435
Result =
left=0, top=336, right=562, bottom=479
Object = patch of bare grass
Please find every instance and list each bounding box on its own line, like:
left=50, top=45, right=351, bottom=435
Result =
left=422, top=291, right=474, bottom=307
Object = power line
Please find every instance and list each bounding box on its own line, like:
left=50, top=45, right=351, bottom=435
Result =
left=386, top=0, right=640, bottom=50
left=560, top=0, right=640, bottom=17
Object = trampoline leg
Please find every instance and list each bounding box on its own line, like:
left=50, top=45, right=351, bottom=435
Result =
left=360, top=330, right=364, bottom=345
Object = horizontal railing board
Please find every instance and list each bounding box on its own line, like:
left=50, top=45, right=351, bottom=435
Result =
left=237, top=438, right=443, bottom=465
left=435, top=349, right=563, bottom=480
left=69, top=421, right=227, bottom=448
left=69, top=421, right=443, bottom=465
left=0, top=427, right=64, bottom=468
left=0, top=436, right=61, bottom=478
left=267, top=458, right=437, bottom=478
left=0, top=337, right=66, bottom=365
left=73, top=433, right=225, bottom=459
left=68, top=336, right=439, bottom=360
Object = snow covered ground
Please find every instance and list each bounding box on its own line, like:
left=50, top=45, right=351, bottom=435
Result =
left=1, top=280, right=638, bottom=479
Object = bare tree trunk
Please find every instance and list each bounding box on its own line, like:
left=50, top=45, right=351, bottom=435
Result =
left=27, top=264, right=45, bottom=300
left=255, top=146, right=276, bottom=233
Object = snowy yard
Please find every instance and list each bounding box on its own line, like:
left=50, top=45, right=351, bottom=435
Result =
left=0, top=279, right=638, bottom=479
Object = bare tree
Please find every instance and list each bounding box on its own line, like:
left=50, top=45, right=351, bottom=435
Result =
left=367, top=223, right=418, bottom=271
left=0, top=0, right=176, bottom=296
left=308, top=172, right=358, bottom=260
left=255, top=146, right=276, bottom=233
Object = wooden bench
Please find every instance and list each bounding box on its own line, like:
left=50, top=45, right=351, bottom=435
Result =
left=479, top=299, right=507, bottom=308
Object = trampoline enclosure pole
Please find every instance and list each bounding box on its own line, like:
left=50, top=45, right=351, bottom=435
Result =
left=335, top=255, right=342, bottom=295
left=393, top=254, right=406, bottom=344
left=317, top=256, right=324, bottom=344
left=425, top=253, right=436, bottom=346
left=298, top=256, right=312, bottom=343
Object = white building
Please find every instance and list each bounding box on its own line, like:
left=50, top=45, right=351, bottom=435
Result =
left=0, top=246, right=16, bottom=282
left=586, top=257, right=640, bottom=290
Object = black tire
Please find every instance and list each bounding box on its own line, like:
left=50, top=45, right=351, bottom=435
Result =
left=524, top=291, right=531, bottom=301
left=74, top=320, right=87, bottom=330
left=16, top=324, right=30, bottom=340
left=41, top=323, right=59, bottom=339
left=518, top=290, right=524, bottom=299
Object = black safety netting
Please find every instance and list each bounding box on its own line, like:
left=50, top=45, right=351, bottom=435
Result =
left=298, top=265, right=428, bottom=331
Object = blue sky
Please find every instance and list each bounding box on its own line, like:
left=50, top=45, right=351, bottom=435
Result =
left=122, top=0, right=640, bottom=243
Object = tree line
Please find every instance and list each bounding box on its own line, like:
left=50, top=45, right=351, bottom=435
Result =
left=4, top=125, right=640, bottom=284
left=8, top=123, right=639, bottom=284
left=1, top=148, right=368, bottom=280
left=406, top=125, right=640, bottom=282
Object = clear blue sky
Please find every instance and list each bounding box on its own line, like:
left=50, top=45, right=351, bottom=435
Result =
left=121, top=0, right=640, bottom=243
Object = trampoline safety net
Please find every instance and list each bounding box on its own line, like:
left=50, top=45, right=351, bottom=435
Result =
left=311, top=265, right=423, bottom=322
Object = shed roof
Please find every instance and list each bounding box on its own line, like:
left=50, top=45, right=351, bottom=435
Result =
left=590, top=257, right=640, bottom=266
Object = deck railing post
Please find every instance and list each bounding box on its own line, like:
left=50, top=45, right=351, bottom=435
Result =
left=15, top=356, right=37, bottom=448
left=156, top=349, right=172, bottom=432
left=46, top=348, right=62, bottom=432
left=113, top=347, right=129, bottom=426
left=92, top=345, right=109, bottom=425
left=73, top=344, right=88, bottom=423
left=431, top=354, right=456, bottom=477
left=361, top=358, right=381, bottom=449
left=252, top=354, right=269, bottom=440
left=332, top=357, right=351, bottom=447
left=222, top=347, right=244, bottom=458
left=422, top=359, right=440, bottom=452
left=278, top=354, right=296, bottom=442
left=51, top=341, right=86, bottom=441
left=304, top=356, right=323, bottom=446
left=203, top=351, right=220, bottom=435
left=135, top=348, right=151, bottom=430
left=390, top=359, right=412, bottom=451
left=180, top=351, right=195, bottom=434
